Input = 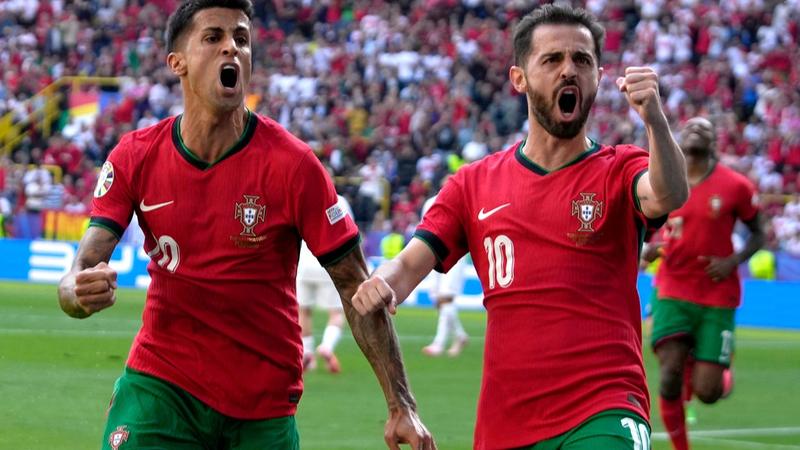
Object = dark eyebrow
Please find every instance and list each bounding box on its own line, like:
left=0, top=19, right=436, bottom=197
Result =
left=200, top=25, right=250, bottom=34
left=540, top=51, right=563, bottom=60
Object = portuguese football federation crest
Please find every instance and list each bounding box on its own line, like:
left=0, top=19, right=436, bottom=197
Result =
left=108, top=425, right=129, bottom=449
left=235, top=195, right=266, bottom=237
left=709, top=195, right=723, bottom=218
left=571, top=192, right=603, bottom=232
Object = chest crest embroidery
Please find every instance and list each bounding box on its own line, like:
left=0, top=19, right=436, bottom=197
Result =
left=571, top=192, right=604, bottom=232
left=235, top=195, right=266, bottom=237
left=709, top=195, right=723, bottom=218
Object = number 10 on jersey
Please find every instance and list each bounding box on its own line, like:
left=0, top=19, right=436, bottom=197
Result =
left=484, top=235, right=514, bottom=289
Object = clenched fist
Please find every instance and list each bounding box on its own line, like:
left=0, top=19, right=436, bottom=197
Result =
left=616, top=66, right=665, bottom=125
left=71, top=261, right=118, bottom=317
left=351, top=275, right=398, bottom=316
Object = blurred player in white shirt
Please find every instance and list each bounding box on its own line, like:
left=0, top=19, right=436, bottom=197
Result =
left=420, top=179, right=469, bottom=357
left=297, top=194, right=355, bottom=372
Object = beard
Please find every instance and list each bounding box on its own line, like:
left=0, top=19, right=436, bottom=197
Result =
left=527, top=83, right=596, bottom=139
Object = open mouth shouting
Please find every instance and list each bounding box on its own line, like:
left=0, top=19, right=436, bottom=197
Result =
left=219, top=63, right=240, bottom=93
left=556, top=86, right=581, bottom=121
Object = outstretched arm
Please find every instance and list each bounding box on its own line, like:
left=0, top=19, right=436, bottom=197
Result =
left=326, top=245, right=436, bottom=450
left=617, top=67, right=689, bottom=218
left=58, top=226, right=120, bottom=318
left=350, top=238, right=438, bottom=315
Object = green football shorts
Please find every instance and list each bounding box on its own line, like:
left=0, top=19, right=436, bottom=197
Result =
left=651, top=296, right=735, bottom=366
left=102, top=368, right=299, bottom=450
left=517, top=409, right=651, bottom=450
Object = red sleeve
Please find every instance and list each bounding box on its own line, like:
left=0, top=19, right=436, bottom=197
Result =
left=616, top=144, right=668, bottom=230
left=413, top=172, right=468, bottom=273
left=735, top=176, right=759, bottom=222
left=89, top=134, right=136, bottom=239
left=292, top=151, right=359, bottom=266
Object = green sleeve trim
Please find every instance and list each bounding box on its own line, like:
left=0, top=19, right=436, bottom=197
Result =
left=88, top=217, right=125, bottom=240
left=319, top=234, right=361, bottom=267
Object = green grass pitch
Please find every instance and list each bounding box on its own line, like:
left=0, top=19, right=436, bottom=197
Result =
left=1, top=281, right=798, bottom=449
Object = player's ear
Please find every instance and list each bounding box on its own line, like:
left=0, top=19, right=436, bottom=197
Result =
left=167, top=52, right=187, bottom=77
left=509, top=65, right=526, bottom=94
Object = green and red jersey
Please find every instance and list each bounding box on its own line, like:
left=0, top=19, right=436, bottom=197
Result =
left=656, top=162, right=759, bottom=308
left=416, top=140, right=660, bottom=449
left=90, top=111, right=359, bottom=419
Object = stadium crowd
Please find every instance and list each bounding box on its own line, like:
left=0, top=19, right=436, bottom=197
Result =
left=0, top=0, right=799, bottom=256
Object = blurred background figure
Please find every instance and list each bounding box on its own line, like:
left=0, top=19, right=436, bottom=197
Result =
left=297, top=193, right=355, bottom=374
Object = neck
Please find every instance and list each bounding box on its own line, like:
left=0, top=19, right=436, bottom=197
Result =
left=180, top=102, right=248, bottom=163
left=686, top=154, right=714, bottom=185
left=522, top=119, right=590, bottom=171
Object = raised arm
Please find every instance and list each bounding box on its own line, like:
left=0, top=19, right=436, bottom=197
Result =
left=58, top=226, right=120, bottom=318
left=326, top=244, right=436, bottom=450
left=617, top=66, right=689, bottom=218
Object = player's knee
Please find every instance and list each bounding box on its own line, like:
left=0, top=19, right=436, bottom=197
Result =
left=658, top=363, right=683, bottom=398
left=694, top=382, right=722, bottom=404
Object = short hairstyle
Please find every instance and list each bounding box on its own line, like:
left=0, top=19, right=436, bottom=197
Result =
left=512, top=4, right=605, bottom=67
left=165, top=0, right=254, bottom=53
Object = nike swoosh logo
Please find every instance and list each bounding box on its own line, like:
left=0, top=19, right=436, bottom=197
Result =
left=478, top=203, right=511, bottom=220
left=139, top=200, right=174, bottom=212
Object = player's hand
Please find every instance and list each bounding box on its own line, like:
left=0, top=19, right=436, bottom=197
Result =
left=616, top=67, right=665, bottom=125
left=351, top=275, right=398, bottom=316
left=641, top=242, right=663, bottom=266
left=384, top=407, right=437, bottom=450
left=698, top=255, right=738, bottom=282
left=73, top=262, right=118, bottom=316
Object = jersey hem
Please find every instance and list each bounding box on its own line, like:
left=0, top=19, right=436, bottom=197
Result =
left=487, top=404, right=650, bottom=449
left=124, top=364, right=299, bottom=420
left=318, top=234, right=361, bottom=267
left=89, top=217, right=125, bottom=240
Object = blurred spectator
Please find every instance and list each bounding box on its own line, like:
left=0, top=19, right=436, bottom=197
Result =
left=0, top=0, right=797, bottom=258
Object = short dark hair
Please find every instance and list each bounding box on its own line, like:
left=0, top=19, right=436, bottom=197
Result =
left=512, top=4, right=605, bottom=67
left=165, top=0, right=254, bottom=53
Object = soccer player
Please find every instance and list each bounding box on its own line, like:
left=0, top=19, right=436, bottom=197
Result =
left=650, top=117, right=765, bottom=450
left=352, top=5, right=689, bottom=449
left=56, top=1, right=435, bottom=449
left=297, top=194, right=353, bottom=373
left=420, top=188, right=470, bottom=357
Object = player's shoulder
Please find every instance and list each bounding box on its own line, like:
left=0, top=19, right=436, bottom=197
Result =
left=251, top=113, right=313, bottom=157
left=714, top=162, right=757, bottom=195
left=600, top=143, right=648, bottom=160
left=109, top=116, right=177, bottom=163
left=457, top=141, right=518, bottom=179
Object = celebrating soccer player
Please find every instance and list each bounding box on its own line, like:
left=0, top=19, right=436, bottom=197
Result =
left=649, top=117, right=765, bottom=450
left=57, top=1, right=435, bottom=449
left=352, top=4, right=688, bottom=449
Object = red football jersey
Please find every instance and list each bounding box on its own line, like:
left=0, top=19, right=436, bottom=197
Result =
left=416, top=140, right=659, bottom=449
left=90, top=112, right=359, bottom=419
left=656, top=163, right=758, bottom=308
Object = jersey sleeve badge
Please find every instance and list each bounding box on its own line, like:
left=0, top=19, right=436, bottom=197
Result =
left=94, top=161, right=115, bottom=198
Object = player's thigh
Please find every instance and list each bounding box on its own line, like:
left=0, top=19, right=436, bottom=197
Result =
left=102, top=369, right=210, bottom=450
left=693, top=306, right=735, bottom=366
left=224, top=415, right=299, bottom=450
left=296, top=280, right=318, bottom=308
left=561, top=410, right=651, bottom=450
left=651, top=297, right=699, bottom=350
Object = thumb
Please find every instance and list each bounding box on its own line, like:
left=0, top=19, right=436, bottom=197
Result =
left=616, top=77, right=626, bottom=91
left=387, top=295, right=398, bottom=315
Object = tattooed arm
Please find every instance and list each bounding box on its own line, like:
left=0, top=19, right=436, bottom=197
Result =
left=326, top=247, right=436, bottom=450
left=58, top=226, right=120, bottom=318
